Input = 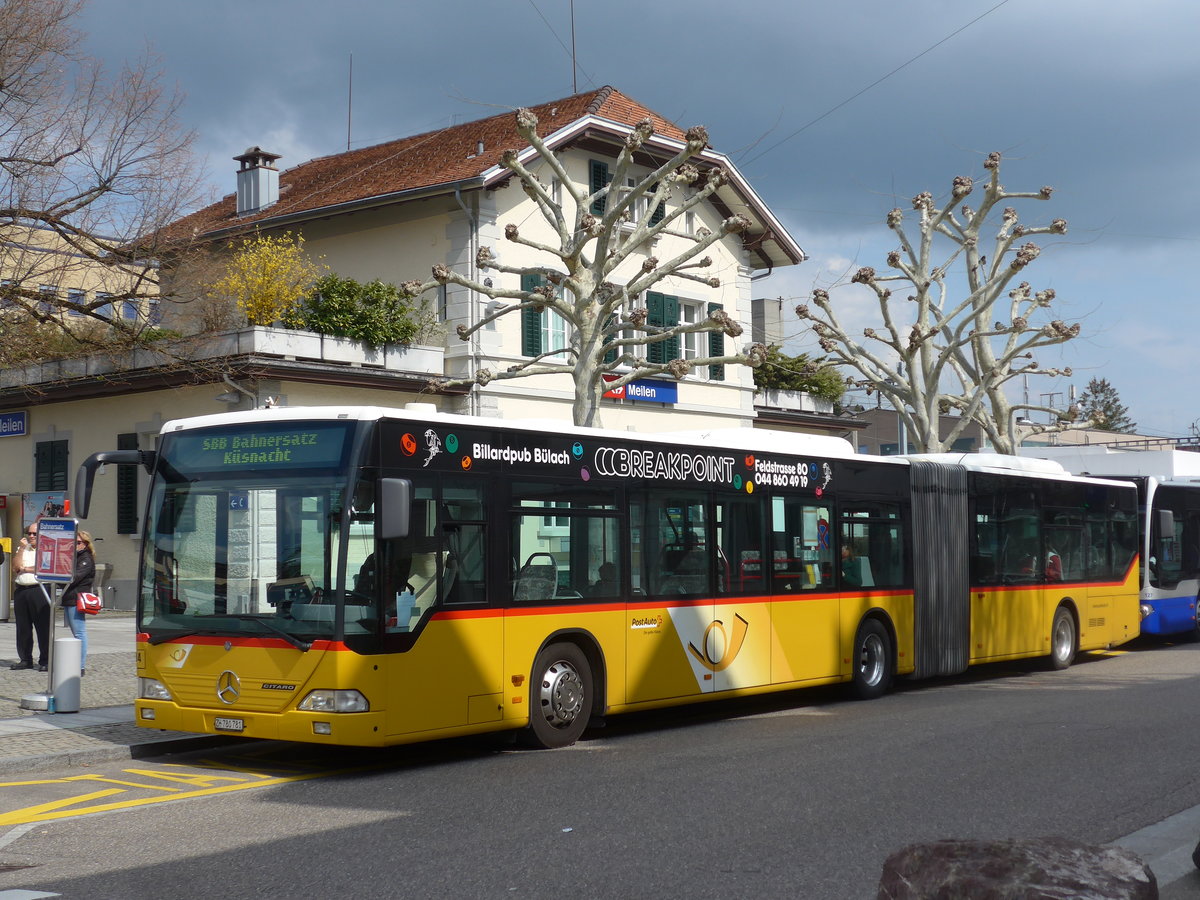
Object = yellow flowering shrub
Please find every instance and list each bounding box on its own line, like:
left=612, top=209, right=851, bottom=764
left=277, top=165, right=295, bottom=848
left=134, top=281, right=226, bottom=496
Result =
left=212, top=232, right=326, bottom=326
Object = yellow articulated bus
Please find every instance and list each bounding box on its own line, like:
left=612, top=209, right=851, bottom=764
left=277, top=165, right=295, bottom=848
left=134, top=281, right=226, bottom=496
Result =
left=75, top=407, right=1140, bottom=749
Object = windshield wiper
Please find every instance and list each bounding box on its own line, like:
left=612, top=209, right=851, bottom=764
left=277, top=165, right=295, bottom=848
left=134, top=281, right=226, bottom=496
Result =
left=224, top=615, right=313, bottom=651
left=148, top=629, right=205, bottom=645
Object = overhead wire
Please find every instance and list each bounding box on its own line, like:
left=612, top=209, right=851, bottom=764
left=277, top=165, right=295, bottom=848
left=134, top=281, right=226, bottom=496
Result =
left=740, top=0, right=1015, bottom=168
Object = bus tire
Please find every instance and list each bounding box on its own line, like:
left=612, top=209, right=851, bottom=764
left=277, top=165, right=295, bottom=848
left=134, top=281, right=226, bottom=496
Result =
left=524, top=642, right=592, bottom=749
left=851, top=618, right=893, bottom=700
left=1049, top=605, right=1077, bottom=670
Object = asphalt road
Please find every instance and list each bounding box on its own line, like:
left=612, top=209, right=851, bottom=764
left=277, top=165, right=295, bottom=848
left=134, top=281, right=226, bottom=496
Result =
left=2, top=637, right=1199, bottom=899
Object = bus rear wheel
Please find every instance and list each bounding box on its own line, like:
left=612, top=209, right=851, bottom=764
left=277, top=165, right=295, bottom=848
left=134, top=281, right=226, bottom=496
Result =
left=524, top=642, right=592, bottom=749
left=851, top=618, right=893, bottom=700
left=1049, top=606, right=1077, bottom=670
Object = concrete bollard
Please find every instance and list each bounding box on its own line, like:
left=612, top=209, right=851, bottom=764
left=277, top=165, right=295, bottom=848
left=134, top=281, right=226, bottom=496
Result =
left=52, top=636, right=81, bottom=713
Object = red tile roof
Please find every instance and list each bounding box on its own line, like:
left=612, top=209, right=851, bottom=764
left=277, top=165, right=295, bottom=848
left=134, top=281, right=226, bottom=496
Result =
left=176, top=86, right=689, bottom=239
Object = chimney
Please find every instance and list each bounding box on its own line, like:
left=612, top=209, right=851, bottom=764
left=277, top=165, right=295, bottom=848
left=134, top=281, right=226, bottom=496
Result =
left=233, top=146, right=282, bottom=215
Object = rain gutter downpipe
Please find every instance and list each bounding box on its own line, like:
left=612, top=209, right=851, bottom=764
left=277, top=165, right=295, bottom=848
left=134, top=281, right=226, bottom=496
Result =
left=454, top=184, right=480, bottom=417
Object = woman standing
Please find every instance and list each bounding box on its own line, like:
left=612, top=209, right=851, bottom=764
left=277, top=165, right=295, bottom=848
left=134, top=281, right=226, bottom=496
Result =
left=61, top=530, right=96, bottom=675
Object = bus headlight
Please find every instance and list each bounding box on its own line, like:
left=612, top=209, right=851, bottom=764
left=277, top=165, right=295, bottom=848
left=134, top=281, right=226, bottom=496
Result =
left=1139, top=604, right=1153, bottom=620
left=139, top=678, right=173, bottom=701
left=298, top=689, right=369, bottom=713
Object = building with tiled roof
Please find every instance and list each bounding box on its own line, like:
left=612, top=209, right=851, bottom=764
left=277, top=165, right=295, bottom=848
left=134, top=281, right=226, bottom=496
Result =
left=162, top=85, right=806, bottom=421
left=170, top=87, right=799, bottom=272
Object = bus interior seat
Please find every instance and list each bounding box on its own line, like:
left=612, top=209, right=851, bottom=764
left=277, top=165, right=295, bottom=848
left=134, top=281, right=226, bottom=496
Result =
left=660, top=540, right=707, bottom=594
left=513, top=554, right=557, bottom=603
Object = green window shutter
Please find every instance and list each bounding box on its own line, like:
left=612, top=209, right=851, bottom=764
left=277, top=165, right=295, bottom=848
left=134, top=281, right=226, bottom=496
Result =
left=708, top=303, right=725, bottom=380
left=521, top=273, right=544, bottom=357
left=663, top=294, right=680, bottom=362
left=589, top=160, right=610, bottom=215
left=35, top=440, right=68, bottom=492
left=646, top=291, right=665, bottom=364
left=646, top=292, right=680, bottom=364
left=34, top=442, right=50, bottom=492
left=117, top=432, right=139, bottom=534
left=648, top=182, right=665, bottom=225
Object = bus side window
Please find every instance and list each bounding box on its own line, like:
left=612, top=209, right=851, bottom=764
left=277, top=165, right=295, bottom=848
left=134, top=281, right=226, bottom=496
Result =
left=441, top=481, right=487, bottom=605
left=770, top=496, right=833, bottom=591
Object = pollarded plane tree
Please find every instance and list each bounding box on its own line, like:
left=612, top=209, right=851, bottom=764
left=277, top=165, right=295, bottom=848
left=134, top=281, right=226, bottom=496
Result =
left=795, top=152, right=1080, bottom=454
left=407, top=108, right=765, bottom=428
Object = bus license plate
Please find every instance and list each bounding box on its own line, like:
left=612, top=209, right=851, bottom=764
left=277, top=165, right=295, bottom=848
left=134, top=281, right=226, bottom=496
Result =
left=214, top=716, right=244, bottom=732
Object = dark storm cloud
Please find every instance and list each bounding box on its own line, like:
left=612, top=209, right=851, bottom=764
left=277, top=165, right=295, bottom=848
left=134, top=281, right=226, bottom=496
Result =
left=76, top=0, right=1200, bottom=433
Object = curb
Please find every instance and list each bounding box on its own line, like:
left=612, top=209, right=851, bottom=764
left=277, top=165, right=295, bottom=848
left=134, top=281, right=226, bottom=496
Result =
left=0, top=734, right=245, bottom=777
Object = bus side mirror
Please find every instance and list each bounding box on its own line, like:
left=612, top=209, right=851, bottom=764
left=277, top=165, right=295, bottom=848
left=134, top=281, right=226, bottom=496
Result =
left=75, top=450, right=156, bottom=519
left=1158, top=509, right=1176, bottom=539
left=380, top=478, right=412, bottom=539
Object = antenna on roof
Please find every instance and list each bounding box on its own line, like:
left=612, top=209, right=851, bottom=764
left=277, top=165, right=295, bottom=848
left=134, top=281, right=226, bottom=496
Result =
left=346, top=52, right=353, bottom=151
left=570, top=0, right=577, bottom=94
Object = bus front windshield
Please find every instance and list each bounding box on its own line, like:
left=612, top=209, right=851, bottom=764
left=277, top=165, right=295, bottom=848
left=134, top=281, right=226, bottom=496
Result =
left=139, top=475, right=376, bottom=645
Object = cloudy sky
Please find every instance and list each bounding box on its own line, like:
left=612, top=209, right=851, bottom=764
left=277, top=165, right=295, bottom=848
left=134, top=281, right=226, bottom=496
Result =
left=79, top=0, right=1198, bottom=437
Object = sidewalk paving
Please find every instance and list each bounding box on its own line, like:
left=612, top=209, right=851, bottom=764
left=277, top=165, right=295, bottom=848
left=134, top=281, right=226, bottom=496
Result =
left=0, top=609, right=227, bottom=774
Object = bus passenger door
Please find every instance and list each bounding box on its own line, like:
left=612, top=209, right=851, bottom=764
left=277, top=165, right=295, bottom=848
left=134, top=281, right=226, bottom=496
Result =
left=709, top=493, right=772, bottom=693
left=626, top=494, right=717, bottom=703
left=385, top=480, right=505, bottom=737
left=767, top=496, right=841, bottom=683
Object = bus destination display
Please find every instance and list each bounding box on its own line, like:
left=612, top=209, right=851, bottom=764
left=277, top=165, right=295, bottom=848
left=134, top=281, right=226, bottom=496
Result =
left=166, top=423, right=355, bottom=474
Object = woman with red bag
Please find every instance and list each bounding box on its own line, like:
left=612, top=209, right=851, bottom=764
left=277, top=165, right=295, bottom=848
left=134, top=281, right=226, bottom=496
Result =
left=61, top=530, right=95, bottom=675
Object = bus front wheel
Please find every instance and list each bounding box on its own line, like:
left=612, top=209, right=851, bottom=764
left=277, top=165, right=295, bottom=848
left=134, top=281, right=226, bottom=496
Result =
left=524, top=642, right=592, bottom=749
left=851, top=618, right=893, bottom=700
left=1049, top=606, right=1077, bottom=670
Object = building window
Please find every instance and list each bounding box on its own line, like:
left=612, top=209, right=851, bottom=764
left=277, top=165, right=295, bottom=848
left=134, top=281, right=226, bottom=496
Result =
left=35, top=440, right=68, bottom=492
left=95, top=293, right=113, bottom=320
left=37, top=285, right=56, bottom=314
left=520, top=273, right=570, bottom=359
left=147, top=299, right=162, bottom=325
left=540, top=310, right=569, bottom=360
left=680, top=301, right=704, bottom=360
left=122, top=300, right=138, bottom=321
left=67, top=289, right=85, bottom=317
left=644, top=292, right=724, bottom=380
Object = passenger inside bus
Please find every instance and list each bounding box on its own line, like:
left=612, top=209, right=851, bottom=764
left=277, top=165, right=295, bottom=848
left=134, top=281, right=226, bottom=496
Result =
left=590, top=562, right=619, bottom=597
left=840, top=543, right=861, bottom=587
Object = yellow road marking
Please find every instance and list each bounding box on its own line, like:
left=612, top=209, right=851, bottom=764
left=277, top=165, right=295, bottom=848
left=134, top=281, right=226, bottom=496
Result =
left=0, top=789, right=126, bottom=824
left=0, top=763, right=370, bottom=825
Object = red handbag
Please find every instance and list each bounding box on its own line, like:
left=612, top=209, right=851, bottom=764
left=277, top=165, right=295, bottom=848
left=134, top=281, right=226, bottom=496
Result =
left=76, top=592, right=102, bottom=615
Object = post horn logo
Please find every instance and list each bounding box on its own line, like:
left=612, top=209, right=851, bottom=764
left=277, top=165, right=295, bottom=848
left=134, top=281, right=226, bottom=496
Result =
left=688, top=614, right=750, bottom=672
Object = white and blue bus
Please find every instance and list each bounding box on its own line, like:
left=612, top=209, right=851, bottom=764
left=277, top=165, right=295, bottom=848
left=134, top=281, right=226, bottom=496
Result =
left=1026, top=447, right=1200, bottom=639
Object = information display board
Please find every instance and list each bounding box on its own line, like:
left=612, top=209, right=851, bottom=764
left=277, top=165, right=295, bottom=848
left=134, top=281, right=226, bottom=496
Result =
left=33, top=517, right=77, bottom=584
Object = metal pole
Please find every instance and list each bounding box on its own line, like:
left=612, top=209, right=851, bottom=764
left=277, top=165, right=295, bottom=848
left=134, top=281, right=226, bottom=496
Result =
left=570, top=0, right=577, bottom=93
left=43, top=583, right=57, bottom=695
